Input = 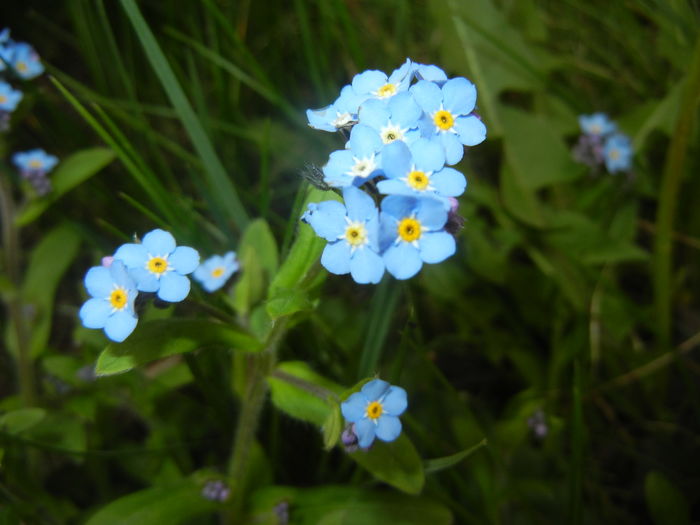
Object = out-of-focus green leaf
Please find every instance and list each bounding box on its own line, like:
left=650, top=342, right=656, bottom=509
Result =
left=95, top=319, right=262, bottom=376
left=424, top=438, right=487, bottom=474
left=16, top=148, right=115, bottom=225
left=86, top=479, right=217, bottom=525
left=266, top=288, right=313, bottom=320
left=322, top=404, right=342, bottom=451
left=645, top=471, right=690, bottom=525
left=349, top=434, right=425, bottom=495
left=0, top=408, right=46, bottom=435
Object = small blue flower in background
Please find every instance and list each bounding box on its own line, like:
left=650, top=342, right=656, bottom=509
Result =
left=322, top=124, right=383, bottom=187
left=306, top=84, right=365, bottom=132
left=302, top=186, right=384, bottom=284
left=411, top=77, right=486, bottom=164
left=341, top=378, right=408, bottom=448
left=358, top=92, right=422, bottom=147
left=378, top=139, right=466, bottom=203
left=603, top=133, right=632, bottom=173
left=113, top=229, right=200, bottom=302
left=0, top=81, right=23, bottom=112
left=579, top=113, right=616, bottom=137
left=12, top=149, right=58, bottom=174
left=1, top=41, right=44, bottom=80
left=351, top=58, right=413, bottom=101
left=79, top=260, right=139, bottom=343
left=193, top=251, right=239, bottom=292
left=380, top=195, right=456, bottom=280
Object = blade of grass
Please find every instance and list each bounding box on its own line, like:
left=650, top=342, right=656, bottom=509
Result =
left=568, top=360, right=584, bottom=524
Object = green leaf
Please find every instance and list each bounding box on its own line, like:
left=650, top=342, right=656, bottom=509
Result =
left=0, top=408, right=46, bottom=435
left=424, top=438, right=487, bottom=474
left=349, top=434, right=425, bottom=495
left=322, top=405, right=342, bottom=451
left=267, top=361, right=343, bottom=426
left=240, top=218, right=279, bottom=276
left=86, top=479, right=217, bottom=525
left=95, top=319, right=262, bottom=376
left=16, top=148, right=115, bottom=226
left=266, top=288, right=313, bottom=320
left=233, top=218, right=279, bottom=315
left=645, top=471, right=690, bottom=525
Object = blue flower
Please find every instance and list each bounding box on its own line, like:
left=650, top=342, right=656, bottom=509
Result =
left=351, top=59, right=413, bottom=101
left=379, top=195, right=456, bottom=280
left=301, top=186, right=384, bottom=284
left=377, top=139, right=466, bottom=203
left=113, top=229, right=200, bottom=302
left=322, top=124, right=383, bottom=187
left=1, top=41, right=44, bottom=80
left=306, top=84, right=365, bottom=132
left=603, top=133, right=632, bottom=173
left=357, top=92, right=422, bottom=147
left=193, top=252, right=239, bottom=292
left=12, top=149, right=58, bottom=174
left=579, top=113, right=616, bottom=137
left=340, top=378, right=408, bottom=448
left=79, top=260, right=139, bottom=342
left=0, top=81, right=22, bottom=112
left=410, top=77, right=486, bottom=164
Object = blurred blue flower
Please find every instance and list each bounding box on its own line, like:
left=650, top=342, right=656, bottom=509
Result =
left=341, top=378, right=408, bottom=448
left=358, top=91, right=422, bottom=147
left=1, top=41, right=44, bottom=80
left=0, top=81, right=22, bottom=112
left=377, top=139, right=466, bottom=203
left=193, top=251, right=239, bottom=292
left=351, top=59, right=413, bottom=101
left=322, top=124, right=383, bottom=187
left=79, top=260, right=138, bottom=342
left=301, top=186, right=384, bottom=284
left=410, top=77, right=486, bottom=164
left=579, top=113, right=616, bottom=137
left=12, top=149, right=58, bottom=174
left=379, top=195, right=456, bottom=280
left=113, top=229, right=200, bottom=302
left=306, top=84, right=365, bottom=132
left=603, top=133, right=632, bottom=173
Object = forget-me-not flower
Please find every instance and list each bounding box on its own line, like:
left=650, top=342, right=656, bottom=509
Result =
left=379, top=195, right=456, bottom=280
left=0, top=81, right=23, bottom=112
left=411, top=77, right=487, bottom=164
left=322, top=124, right=383, bottom=187
left=341, top=378, right=408, bottom=448
left=193, top=252, right=239, bottom=292
left=603, top=133, right=632, bottom=173
left=579, top=113, right=616, bottom=137
left=351, top=59, right=413, bottom=101
left=302, top=186, right=384, bottom=284
left=79, top=260, right=139, bottom=342
left=357, top=92, right=422, bottom=147
left=12, top=149, right=58, bottom=174
left=113, top=229, right=200, bottom=302
left=1, top=42, right=44, bottom=80
left=306, top=84, right=365, bottom=132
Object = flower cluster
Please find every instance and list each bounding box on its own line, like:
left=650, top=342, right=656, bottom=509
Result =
left=12, top=149, right=58, bottom=196
left=573, top=113, right=632, bottom=174
left=303, top=59, right=485, bottom=283
left=80, top=229, right=200, bottom=342
left=340, top=378, right=408, bottom=449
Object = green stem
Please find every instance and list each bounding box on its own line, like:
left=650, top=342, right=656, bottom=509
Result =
left=653, top=34, right=700, bottom=349
left=0, top=175, right=35, bottom=406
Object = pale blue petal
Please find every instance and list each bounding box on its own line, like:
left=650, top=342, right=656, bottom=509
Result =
left=388, top=58, right=413, bottom=85
left=415, top=64, right=447, bottom=82
left=377, top=179, right=416, bottom=196
left=356, top=418, right=377, bottom=448
left=389, top=92, right=421, bottom=128
left=322, top=149, right=354, bottom=182
left=419, top=231, right=456, bottom=264
left=442, top=77, right=477, bottom=115
left=306, top=106, right=337, bottom=132
left=170, top=246, right=200, bottom=275
left=366, top=214, right=380, bottom=251
left=379, top=213, right=399, bottom=252
left=352, top=70, right=387, bottom=95
left=343, top=186, right=377, bottom=223
left=109, top=260, right=134, bottom=289
left=358, top=98, right=390, bottom=131
left=113, top=243, right=148, bottom=269
left=361, top=378, right=390, bottom=400
left=320, top=241, right=351, bottom=275
left=350, top=247, right=384, bottom=284
left=157, top=272, right=191, bottom=302
left=84, top=266, right=113, bottom=298
left=410, top=80, right=442, bottom=113
left=349, top=124, right=382, bottom=157
left=411, top=138, right=445, bottom=173
left=376, top=415, right=402, bottom=442
left=416, top=198, right=448, bottom=229
left=104, top=310, right=138, bottom=343
left=384, top=242, right=422, bottom=280
left=432, top=167, right=467, bottom=197
left=79, top=298, right=111, bottom=329
left=380, top=195, right=416, bottom=221
left=382, top=386, right=408, bottom=416
left=441, top=133, right=464, bottom=165
left=381, top=140, right=412, bottom=180
left=131, top=267, right=160, bottom=292
left=193, top=264, right=209, bottom=282
left=336, top=84, right=364, bottom=114
left=341, top=392, right=367, bottom=422
left=302, top=200, right=347, bottom=241
left=454, top=115, right=487, bottom=146
left=142, top=229, right=176, bottom=255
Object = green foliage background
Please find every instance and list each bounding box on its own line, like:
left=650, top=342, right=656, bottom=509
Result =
left=1, top=0, right=699, bottom=523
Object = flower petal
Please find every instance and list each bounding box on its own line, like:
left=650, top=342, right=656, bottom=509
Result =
left=341, top=392, right=367, bottom=422
left=349, top=124, right=382, bottom=157
left=79, top=298, right=111, bottom=329
left=355, top=418, right=377, bottom=448
left=411, top=138, right=445, bottom=173
left=454, top=115, right=487, bottom=146
left=170, top=246, right=200, bottom=275
left=375, top=415, right=402, bottom=442
left=343, top=186, right=377, bottom=223
left=384, top=242, right=422, bottom=280
left=381, top=140, right=412, bottom=180
left=442, top=77, right=477, bottom=116
left=410, top=80, right=442, bottom=113
left=361, top=378, right=390, bottom=401
left=113, top=243, right=148, bottom=269
left=440, top=133, right=464, bottom=165
left=382, top=386, right=408, bottom=416
left=350, top=247, right=384, bottom=284
left=419, top=231, right=456, bottom=264
left=380, top=195, right=416, bottom=221
left=302, top=200, right=347, bottom=241
left=432, top=167, right=467, bottom=197
left=142, top=229, right=176, bottom=255
left=130, top=267, right=160, bottom=292
left=104, top=310, right=138, bottom=343
left=388, top=92, right=421, bottom=128
left=415, top=198, right=448, bottom=229
left=352, top=70, right=387, bottom=96
left=358, top=98, right=390, bottom=131
left=320, top=241, right=351, bottom=275
left=84, top=266, right=113, bottom=298
left=157, top=272, right=191, bottom=302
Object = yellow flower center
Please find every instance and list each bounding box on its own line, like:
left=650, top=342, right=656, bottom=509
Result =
left=29, top=159, right=43, bottom=169
left=366, top=401, right=384, bottom=420
left=407, top=170, right=429, bottom=191
left=589, top=123, right=602, bottom=135
left=398, top=217, right=422, bottom=242
left=211, top=266, right=225, bottom=278
left=16, top=61, right=27, bottom=72
left=0, top=95, right=6, bottom=104
left=434, top=109, right=454, bottom=131
left=344, top=222, right=367, bottom=247
left=109, top=287, right=128, bottom=310
left=147, top=256, right=169, bottom=275
left=609, top=149, right=620, bottom=160
left=376, top=83, right=397, bottom=98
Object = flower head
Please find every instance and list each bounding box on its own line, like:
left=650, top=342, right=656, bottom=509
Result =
left=113, top=229, right=200, bottom=302
left=0, top=81, right=22, bottom=112
left=341, top=378, right=408, bottom=448
left=301, top=186, right=384, bottom=284
left=357, top=92, right=422, bottom=147
left=79, top=260, right=139, bottom=342
left=603, top=133, right=632, bottom=173
left=306, top=84, right=365, bottom=132
left=193, top=252, right=239, bottom=292
left=12, top=149, right=58, bottom=174
left=321, top=124, right=383, bottom=187
left=351, top=59, right=413, bottom=101
left=1, top=41, right=44, bottom=80
left=579, top=113, right=616, bottom=137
